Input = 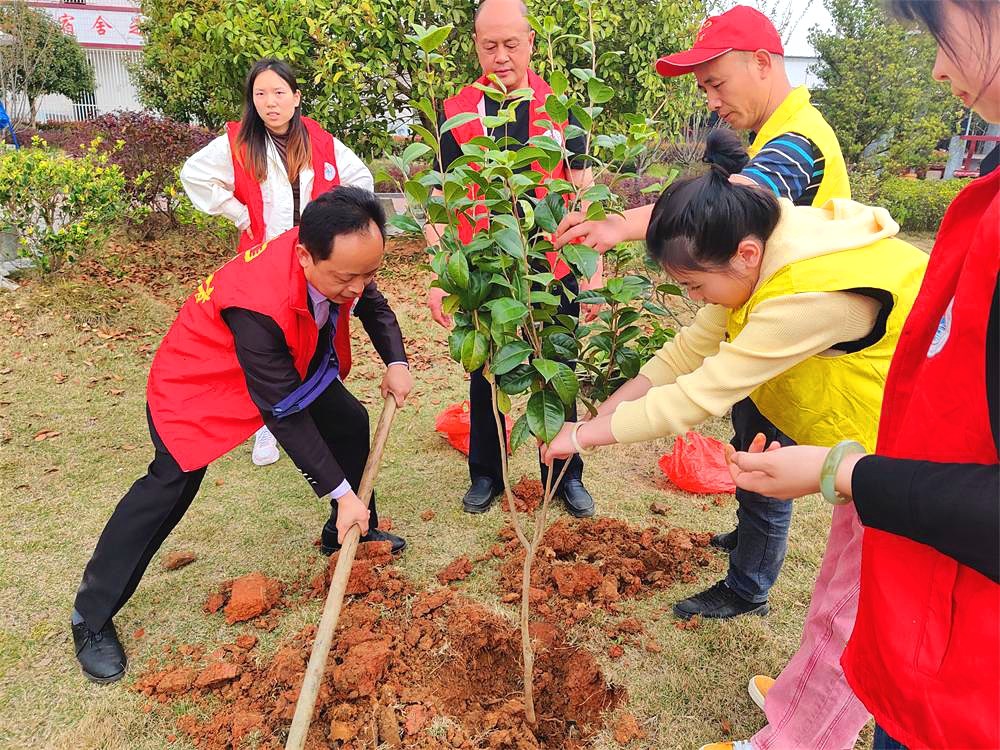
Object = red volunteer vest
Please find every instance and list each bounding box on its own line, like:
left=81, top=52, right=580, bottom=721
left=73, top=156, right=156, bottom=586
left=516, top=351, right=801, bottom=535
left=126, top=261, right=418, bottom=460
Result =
left=841, top=169, right=1000, bottom=749
left=147, top=229, right=354, bottom=472
left=443, top=70, right=572, bottom=279
left=225, top=115, right=340, bottom=253
left=224, top=115, right=352, bottom=389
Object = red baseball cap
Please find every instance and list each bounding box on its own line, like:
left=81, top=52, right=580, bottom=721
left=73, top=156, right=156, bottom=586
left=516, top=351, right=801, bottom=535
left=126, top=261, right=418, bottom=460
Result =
left=655, top=5, right=784, bottom=77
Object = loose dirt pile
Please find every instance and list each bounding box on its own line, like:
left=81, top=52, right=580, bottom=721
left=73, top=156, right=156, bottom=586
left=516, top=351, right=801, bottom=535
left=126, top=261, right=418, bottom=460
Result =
left=491, top=516, right=715, bottom=627
left=500, top=477, right=544, bottom=513
left=137, top=545, right=623, bottom=749
left=201, top=571, right=286, bottom=630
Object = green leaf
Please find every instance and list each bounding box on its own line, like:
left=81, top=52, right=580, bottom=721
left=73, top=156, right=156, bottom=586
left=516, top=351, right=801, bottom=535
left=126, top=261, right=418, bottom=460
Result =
left=492, top=340, right=534, bottom=375
left=549, top=363, right=579, bottom=405
left=416, top=24, right=453, bottom=53
left=440, top=112, right=481, bottom=134
left=496, top=389, right=512, bottom=414
left=532, top=358, right=561, bottom=382
left=510, top=414, right=531, bottom=453
left=493, top=227, right=525, bottom=259
left=446, top=251, right=469, bottom=290
left=387, top=214, right=422, bottom=234
left=562, top=244, right=600, bottom=279
left=587, top=79, right=614, bottom=105
left=581, top=184, right=614, bottom=202
left=487, top=298, right=529, bottom=326
left=534, top=192, right=566, bottom=233
left=401, top=142, right=431, bottom=166
left=499, top=363, right=535, bottom=395
left=530, top=290, right=562, bottom=306
left=459, top=272, right=490, bottom=309
left=615, top=348, right=642, bottom=379
left=403, top=179, right=428, bottom=206
left=570, top=105, right=592, bottom=130
left=460, top=330, right=489, bottom=372
left=550, top=70, right=569, bottom=96
left=448, top=328, right=470, bottom=362
left=526, top=390, right=565, bottom=443
left=542, top=331, right=579, bottom=360
left=574, top=289, right=607, bottom=305
left=585, top=202, right=607, bottom=221
left=543, top=94, right=568, bottom=122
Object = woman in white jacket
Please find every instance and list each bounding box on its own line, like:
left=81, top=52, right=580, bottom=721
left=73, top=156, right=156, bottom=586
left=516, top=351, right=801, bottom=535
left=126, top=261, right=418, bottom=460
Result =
left=180, top=58, right=373, bottom=467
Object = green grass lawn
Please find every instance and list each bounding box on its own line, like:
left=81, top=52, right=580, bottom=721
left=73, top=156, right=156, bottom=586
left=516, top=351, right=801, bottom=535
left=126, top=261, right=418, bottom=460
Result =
left=0, top=231, right=871, bottom=749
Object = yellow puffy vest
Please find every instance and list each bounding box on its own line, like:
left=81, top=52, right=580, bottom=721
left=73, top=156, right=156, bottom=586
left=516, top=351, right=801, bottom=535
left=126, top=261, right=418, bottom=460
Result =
left=749, top=86, right=851, bottom=206
left=726, top=239, right=927, bottom=451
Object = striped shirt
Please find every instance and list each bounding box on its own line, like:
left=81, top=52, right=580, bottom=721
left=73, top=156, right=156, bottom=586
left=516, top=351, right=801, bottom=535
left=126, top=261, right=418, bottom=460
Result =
left=742, top=132, right=823, bottom=206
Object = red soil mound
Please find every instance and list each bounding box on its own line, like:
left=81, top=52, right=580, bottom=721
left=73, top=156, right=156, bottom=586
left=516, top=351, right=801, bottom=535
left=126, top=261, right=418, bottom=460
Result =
left=138, top=560, right=623, bottom=749
left=494, top=517, right=715, bottom=626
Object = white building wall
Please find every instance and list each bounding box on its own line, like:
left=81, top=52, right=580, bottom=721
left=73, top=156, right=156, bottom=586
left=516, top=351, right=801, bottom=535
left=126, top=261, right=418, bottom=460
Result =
left=784, top=56, right=821, bottom=89
left=21, top=0, right=146, bottom=123
left=35, top=49, right=143, bottom=122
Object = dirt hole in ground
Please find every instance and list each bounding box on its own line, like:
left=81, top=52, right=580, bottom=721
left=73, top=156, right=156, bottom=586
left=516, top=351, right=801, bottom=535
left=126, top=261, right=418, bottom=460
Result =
left=137, top=544, right=624, bottom=749
left=492, top=516, right=716, bottom=627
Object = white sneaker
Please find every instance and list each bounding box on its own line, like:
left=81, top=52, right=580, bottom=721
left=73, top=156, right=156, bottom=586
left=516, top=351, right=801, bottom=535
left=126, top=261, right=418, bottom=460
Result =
left=251, top=426, right=280, bottom=466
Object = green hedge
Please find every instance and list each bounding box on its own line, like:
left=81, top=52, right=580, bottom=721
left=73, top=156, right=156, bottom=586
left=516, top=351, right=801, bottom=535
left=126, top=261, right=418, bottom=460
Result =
left=851, top=173, right=969, bottom=233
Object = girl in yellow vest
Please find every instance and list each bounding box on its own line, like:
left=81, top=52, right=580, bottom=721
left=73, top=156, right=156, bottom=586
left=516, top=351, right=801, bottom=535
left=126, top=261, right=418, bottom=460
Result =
left=541, top=130, right=927, bottom=750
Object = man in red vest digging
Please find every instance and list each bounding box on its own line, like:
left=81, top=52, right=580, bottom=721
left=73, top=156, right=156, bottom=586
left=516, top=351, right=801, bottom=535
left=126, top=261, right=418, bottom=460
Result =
left=71, top=186, right=412, bottom=684
left=425, top=0, right=599, bottom=517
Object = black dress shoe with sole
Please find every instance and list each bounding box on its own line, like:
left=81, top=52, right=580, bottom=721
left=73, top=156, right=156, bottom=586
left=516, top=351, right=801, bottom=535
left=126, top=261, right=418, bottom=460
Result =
left=557, top=478, right=595, bottom=518
left=321, top=526, right=407, bottom=556
left=462, top=476, right=502, bottom=514
left=72, top=619, right=127, bottom=684
left=673, top=580, right=769, bottom=621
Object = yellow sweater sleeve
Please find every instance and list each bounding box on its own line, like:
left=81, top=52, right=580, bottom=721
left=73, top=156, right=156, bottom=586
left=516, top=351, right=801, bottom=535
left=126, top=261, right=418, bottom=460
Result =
left=638, top=304, right=729, bottom=387
left=611, top=291, right=882, bottom=444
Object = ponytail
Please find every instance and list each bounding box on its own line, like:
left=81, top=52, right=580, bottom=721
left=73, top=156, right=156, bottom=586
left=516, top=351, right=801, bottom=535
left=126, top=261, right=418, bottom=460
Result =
left=646, top=128, right=780, bottom=273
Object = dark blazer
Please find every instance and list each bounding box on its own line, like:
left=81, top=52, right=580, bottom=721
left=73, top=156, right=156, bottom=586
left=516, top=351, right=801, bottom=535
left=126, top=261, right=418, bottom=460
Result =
left=221, top=281, right=406, bottom=497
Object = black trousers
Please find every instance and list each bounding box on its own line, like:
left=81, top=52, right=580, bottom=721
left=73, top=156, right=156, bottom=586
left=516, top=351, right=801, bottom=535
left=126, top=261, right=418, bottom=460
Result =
left=468, top=273, right=584, bottom=490
left=74, top=380, right=373, bottom=633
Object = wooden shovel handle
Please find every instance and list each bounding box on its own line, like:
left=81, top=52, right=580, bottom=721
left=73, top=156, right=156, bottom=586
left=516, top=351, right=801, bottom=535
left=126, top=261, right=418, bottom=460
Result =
left=284, top=396, right=398, bottom=750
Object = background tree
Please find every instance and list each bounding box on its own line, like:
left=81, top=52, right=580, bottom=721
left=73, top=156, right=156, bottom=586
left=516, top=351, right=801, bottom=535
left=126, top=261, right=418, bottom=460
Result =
left=133, top=0, right=705, bottom=157
left=0, top=1, right=94, bottom=126
left=808, top=0, right=960, bottom=170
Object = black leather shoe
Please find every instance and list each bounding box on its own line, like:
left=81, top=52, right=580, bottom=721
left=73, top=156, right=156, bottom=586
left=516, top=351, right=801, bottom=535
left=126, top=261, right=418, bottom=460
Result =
left=321, top=526, right=407, bottom=556
left=557, top=478, right=595, bottom=518
left=72, top=619, right=127, bottom=684
left=673, top=580, right=769, bottom=621
left=462, top=476, right=501, bottom=514
left=709, top=529, right=738, bottom=553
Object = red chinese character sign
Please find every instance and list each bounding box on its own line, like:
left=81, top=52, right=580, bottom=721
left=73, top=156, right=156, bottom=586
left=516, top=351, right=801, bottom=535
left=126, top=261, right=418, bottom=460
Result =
left=91, top=15, right=113, bottom=37
left=28, top=2, right=143, bottom=48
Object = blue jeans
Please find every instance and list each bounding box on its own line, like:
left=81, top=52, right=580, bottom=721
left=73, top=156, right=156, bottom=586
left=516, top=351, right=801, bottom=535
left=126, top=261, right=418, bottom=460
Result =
left=873, top=725, right=907, bottom=749
left=725, top=398, right=796, bottom=603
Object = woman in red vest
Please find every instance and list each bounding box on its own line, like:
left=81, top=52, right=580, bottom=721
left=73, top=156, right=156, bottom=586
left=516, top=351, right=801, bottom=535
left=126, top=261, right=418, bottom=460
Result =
left=726, top=2, right=999, bottom=748
left=181, top=58, right=373, bottom=468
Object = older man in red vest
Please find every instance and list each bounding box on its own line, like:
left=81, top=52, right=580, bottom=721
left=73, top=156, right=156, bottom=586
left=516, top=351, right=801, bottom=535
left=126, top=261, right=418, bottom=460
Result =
left=71, top=186, right=412, bottom=684
left=425, top=0, right=599, bottom=517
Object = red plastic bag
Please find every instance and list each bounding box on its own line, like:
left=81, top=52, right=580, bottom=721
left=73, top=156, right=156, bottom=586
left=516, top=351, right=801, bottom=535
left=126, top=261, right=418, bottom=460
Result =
left=435, top=401, right=512, bottom=456
left=658, top=431, right=736, bottom=494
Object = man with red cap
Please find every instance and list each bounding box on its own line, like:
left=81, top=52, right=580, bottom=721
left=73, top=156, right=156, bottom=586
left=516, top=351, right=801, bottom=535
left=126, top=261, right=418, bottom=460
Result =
left=553, top=6, right=861, bottom=750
